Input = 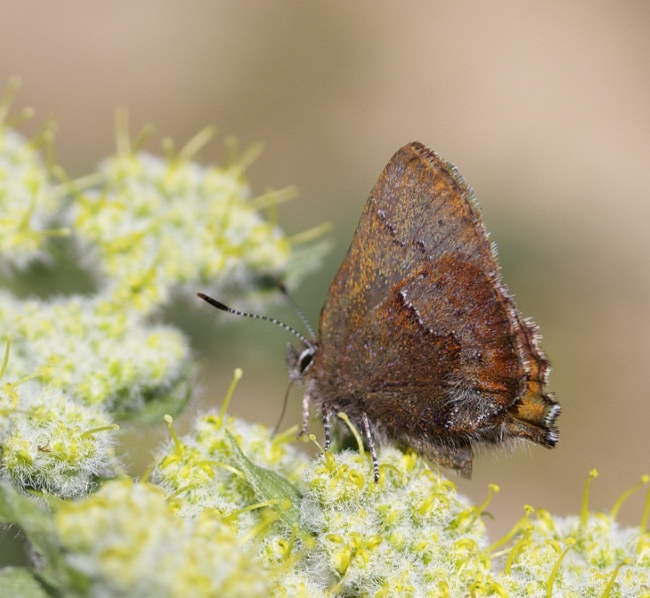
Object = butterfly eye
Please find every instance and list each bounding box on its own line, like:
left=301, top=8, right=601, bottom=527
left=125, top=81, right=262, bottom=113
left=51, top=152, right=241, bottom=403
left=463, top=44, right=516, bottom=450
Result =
left=298, top=348, right=314, bottom=373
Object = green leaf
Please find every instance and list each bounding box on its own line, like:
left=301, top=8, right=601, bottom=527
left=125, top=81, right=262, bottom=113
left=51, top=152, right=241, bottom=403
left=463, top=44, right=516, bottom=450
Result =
left=0, top=483, right=52, bottom=535
left=0, top=483, right=90, bottom=595
left=225, top=431, right=303, bottom=530
left=0, top=567, right=49, bottom=598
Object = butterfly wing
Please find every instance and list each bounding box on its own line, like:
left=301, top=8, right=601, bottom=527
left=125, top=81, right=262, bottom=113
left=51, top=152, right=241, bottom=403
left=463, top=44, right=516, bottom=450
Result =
left=311, top=142, right=558, bottom=468
left=319, top=142, right=502, bottom=353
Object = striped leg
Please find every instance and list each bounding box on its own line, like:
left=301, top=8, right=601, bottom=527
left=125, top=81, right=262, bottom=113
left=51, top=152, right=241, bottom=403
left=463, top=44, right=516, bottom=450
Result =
left=361, top=412, right=379, bottom=482
left=322, top=404, right=332, bottom=451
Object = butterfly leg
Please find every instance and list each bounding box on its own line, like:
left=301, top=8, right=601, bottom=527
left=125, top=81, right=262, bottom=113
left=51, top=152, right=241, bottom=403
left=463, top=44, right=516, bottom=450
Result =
left=361, top=411, right=379, bottom=482
left=322, top=404, right=332, bottom=451
left=298, top=390, right=311, bottom=439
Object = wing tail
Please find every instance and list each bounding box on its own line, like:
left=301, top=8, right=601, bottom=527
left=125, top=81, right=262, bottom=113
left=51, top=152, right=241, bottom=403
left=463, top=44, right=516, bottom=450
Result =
left=505, top=391, right=560, bottom=447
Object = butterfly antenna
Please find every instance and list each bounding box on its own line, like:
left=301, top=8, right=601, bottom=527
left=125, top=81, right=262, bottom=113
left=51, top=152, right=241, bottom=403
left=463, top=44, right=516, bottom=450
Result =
left=271, top=379, right=294, bottom=437
left=197, top=292, right=313, bottom=348
left=277, top=282, right=317, bottom=340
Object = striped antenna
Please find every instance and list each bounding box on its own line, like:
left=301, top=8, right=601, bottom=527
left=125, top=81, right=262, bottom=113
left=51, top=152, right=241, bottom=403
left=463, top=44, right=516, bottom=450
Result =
left=277, top=282, right=316, bottom=341
left=197, top=293, right=313, bottom=348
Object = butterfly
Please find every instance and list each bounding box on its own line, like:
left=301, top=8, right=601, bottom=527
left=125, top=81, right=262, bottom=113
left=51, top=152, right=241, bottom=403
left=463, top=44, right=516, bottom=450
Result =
left=200, top=141, right=560, bottom=480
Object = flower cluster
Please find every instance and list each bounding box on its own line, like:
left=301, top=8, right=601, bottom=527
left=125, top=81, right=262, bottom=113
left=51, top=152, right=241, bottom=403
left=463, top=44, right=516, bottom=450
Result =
left=0, top=381, right=116, bottom=498
left=149, top=391, right=499, bottom=595
left=266, top=445, right=497, bottom=597
left=497, top=511, right=649, bottom=597
left=0, top=290, right=191, bottom=497
left=0, top=292, right=190, bottom=415
left=1, top=410, right=648, bottom=597
left=69, top=132, right=296, bottom=313
left=53, top=479, right=270, bottom=598
left=0, top=84, right=318, bottom=500
left=494, top=471, right=650, bottom=597
left=151, top=412, right=650, bottom=598
left=0, top=83, right=63, bottom=268
left=153, top=410, right=513, bottom=595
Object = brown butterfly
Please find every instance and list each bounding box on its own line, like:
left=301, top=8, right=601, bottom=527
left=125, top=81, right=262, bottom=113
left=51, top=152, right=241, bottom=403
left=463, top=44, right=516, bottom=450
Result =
left=200, top=142, right=559, bottom=480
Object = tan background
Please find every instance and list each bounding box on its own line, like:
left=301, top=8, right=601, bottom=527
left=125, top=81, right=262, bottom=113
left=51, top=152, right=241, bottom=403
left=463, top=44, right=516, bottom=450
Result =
left=1, top=0, right=648, bottom=550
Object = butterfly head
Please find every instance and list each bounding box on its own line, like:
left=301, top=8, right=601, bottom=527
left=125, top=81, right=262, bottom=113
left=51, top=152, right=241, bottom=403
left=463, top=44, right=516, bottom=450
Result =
left=287, top=343, right=316, bottom=382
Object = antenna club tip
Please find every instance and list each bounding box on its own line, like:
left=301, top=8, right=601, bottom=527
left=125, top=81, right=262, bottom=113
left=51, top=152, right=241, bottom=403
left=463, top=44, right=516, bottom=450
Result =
left=197, top=292, right=229, bottom=311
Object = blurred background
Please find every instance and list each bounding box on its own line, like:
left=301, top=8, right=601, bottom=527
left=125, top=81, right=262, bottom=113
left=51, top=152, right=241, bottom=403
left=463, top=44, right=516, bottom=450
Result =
left=1, top=0, right=648, bottom=546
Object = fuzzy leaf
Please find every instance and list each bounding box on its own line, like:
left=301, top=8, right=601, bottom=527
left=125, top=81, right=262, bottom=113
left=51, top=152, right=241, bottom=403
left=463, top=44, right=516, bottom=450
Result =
left=0, top=483, right=52, bottom=534
left=0, top=567, right=49, bottom=598
left=0, top=483, right=90, bottom=595
left=226, top=431, right=303, bottom=530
